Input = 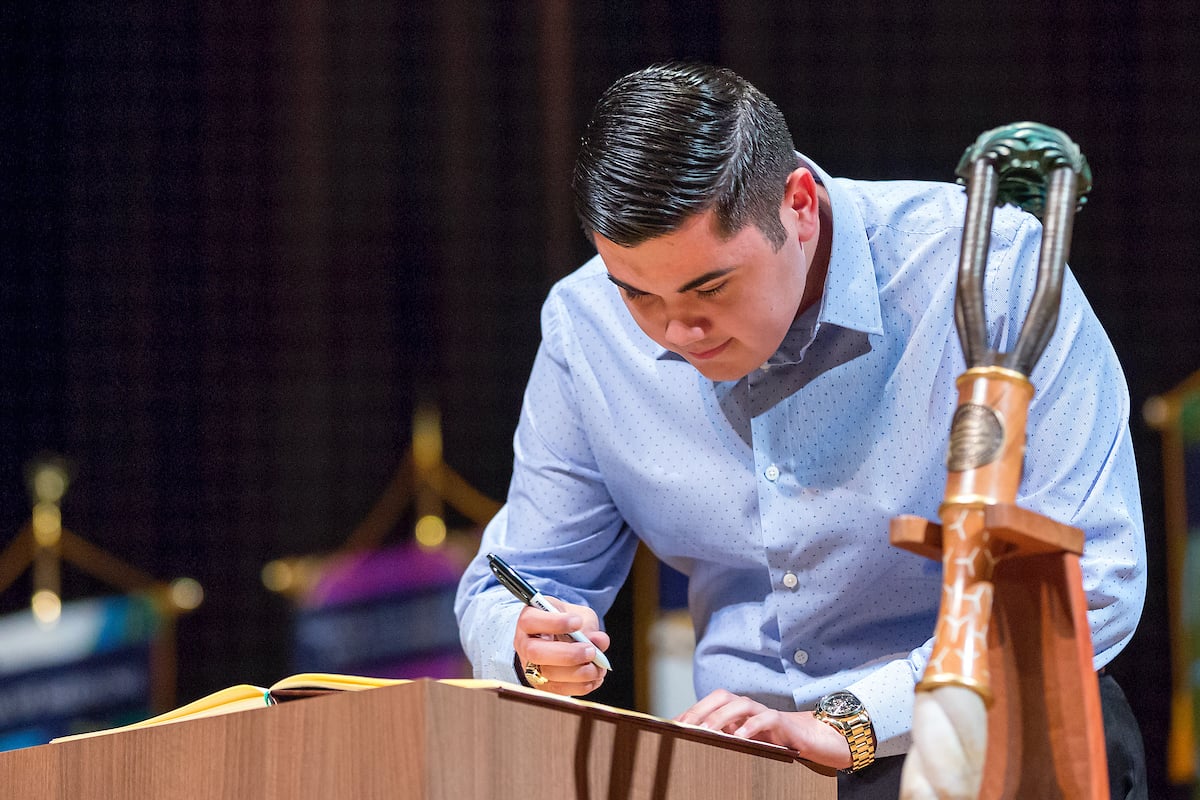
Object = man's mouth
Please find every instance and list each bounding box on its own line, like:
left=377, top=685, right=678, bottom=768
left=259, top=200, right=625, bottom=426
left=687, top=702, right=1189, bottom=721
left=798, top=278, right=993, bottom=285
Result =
left=689, top=340, right=731, bottom=360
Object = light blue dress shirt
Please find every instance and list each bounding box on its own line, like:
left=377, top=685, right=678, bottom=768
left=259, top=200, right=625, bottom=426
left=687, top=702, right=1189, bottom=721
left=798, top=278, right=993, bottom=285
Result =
left=455, top=155, right=1146, bottom=757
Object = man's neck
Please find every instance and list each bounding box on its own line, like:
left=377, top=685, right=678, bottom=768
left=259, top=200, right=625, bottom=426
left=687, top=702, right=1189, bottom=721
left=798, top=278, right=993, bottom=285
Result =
left=797, top=187, right=833, bottom=316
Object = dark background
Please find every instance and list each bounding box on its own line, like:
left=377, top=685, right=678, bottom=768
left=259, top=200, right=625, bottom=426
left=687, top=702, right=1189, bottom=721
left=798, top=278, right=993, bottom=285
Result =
left=2, top=3, right=1195, bottom=795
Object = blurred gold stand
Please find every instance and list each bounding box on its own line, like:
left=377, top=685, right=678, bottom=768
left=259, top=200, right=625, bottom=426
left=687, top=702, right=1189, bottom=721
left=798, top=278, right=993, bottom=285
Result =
left=262, top=401, right=502, bottom=599
left=1145, top=370, right=1200, bottom=787
left=0, top=455, right=203, bottom=711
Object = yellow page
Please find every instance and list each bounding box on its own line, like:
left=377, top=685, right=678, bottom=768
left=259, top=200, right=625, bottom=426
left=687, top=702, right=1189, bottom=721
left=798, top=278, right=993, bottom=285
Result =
left=268, top=673, right=506, bottom=693
left=51, top=684, right=270, bottom=743
left=269, top=672, right=410, bottom=692
left=50, top=675, right=509, bottom=745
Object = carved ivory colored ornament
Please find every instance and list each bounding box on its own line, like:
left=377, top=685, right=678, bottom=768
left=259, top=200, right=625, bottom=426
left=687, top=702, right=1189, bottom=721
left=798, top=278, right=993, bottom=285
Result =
left=894, top=124, right=1107, bottom=799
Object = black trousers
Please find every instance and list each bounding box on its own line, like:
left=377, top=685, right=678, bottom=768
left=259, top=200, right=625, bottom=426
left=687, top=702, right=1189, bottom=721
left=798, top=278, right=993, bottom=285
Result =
left=837, top=674, right=1147, bottom=800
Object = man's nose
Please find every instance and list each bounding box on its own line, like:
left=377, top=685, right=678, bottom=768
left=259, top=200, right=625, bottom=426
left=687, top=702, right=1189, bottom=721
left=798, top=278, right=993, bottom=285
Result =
left=663, top=316, right=705, bottom=348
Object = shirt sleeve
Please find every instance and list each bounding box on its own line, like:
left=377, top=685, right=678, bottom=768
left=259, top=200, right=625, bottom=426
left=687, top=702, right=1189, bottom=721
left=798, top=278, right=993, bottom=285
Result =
left=1008, top=227, right=1147, bottom=668
left=845, top=641, right=932, bottom=757
left=454, top=288, right=640, bottom=681
left=847, top=212, right=1145, bottom=756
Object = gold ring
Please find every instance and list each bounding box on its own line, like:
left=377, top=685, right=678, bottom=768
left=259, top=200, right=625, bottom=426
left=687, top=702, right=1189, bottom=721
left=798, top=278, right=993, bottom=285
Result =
left=523, top=661, right=550, bottom=687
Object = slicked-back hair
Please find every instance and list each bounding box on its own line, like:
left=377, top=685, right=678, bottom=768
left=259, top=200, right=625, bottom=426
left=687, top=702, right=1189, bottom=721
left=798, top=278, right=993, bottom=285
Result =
left=573, top=63, right=797, bottom=251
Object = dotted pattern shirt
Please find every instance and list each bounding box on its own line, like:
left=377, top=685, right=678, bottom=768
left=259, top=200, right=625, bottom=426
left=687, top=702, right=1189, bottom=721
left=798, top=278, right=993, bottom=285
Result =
left=454, top=155, right=1147, bottom=758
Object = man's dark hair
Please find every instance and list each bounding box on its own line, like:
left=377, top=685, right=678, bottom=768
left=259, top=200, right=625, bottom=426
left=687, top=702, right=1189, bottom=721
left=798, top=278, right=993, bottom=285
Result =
left=572, top=62, right=797, bottom=250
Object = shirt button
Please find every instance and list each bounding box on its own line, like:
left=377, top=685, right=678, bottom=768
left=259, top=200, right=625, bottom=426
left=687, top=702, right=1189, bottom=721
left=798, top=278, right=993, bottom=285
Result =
left=793, top=649, right=809, bottom=666
left=782, top=572, right=799, bottom=589
left=765, top=464, right=780, bottom=481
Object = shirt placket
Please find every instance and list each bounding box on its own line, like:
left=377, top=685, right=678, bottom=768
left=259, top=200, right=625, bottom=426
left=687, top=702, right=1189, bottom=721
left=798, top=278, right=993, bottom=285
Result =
left=749, top=369, right=814, bottom=677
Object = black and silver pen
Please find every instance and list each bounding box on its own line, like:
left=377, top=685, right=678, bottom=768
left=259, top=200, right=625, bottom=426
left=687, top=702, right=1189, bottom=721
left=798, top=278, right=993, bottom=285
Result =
left=486, top=552, right=613, bottom=672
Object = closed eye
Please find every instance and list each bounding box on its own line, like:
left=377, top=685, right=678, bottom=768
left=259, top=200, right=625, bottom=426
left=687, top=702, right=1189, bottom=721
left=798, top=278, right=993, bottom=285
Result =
left=696, top=282, right=728, bottom=298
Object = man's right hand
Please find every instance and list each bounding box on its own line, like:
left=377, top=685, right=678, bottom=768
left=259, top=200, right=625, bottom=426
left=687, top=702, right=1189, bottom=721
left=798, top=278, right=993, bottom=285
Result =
left=512, top=597, right=610, bottom=696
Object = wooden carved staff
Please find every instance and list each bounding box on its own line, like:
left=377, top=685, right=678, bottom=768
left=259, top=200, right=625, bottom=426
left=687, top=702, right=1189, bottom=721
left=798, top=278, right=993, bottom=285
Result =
left=894, top=123, right=1107, bottom=799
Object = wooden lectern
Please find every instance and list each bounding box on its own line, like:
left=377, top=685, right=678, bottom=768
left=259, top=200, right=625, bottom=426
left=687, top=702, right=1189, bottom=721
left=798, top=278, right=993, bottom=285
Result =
left=0, top=680, right=836, bottom=799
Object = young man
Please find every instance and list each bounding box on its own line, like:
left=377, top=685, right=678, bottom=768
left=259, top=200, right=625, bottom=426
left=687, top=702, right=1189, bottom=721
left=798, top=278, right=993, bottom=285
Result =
left=455, top=62, right=1146, bottom=797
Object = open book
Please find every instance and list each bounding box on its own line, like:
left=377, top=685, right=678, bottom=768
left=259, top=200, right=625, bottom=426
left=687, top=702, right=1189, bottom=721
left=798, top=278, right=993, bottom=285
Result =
left=51, top=673, right=802, bottom=764
left=50, top=673, right=502, bottom=744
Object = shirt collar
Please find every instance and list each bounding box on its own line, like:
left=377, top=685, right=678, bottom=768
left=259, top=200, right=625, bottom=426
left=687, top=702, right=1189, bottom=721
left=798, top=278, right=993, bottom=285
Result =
left=801, top=153, right=884, bottom=339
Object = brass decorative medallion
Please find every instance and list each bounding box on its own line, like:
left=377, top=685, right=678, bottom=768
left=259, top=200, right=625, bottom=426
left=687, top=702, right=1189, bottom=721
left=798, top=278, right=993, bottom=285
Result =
left=946, top=403, right=1005, bottom=472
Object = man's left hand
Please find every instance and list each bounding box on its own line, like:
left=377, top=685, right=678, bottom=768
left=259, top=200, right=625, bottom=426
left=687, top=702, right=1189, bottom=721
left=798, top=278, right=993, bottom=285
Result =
left=675, top=689, right=853, bottom=770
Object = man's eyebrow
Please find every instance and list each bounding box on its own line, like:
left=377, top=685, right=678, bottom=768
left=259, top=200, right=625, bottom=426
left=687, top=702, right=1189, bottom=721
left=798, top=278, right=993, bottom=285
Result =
left=606, top=273, right=645, bottom=294
left=606, top=268, right=735, bottom=296
left=676, top=268, right=734, bottom=293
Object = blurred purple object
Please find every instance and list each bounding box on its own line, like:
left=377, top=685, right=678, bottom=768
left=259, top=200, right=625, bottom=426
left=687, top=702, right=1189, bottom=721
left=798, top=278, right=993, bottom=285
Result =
left=302, top=543, right=462, bottom=608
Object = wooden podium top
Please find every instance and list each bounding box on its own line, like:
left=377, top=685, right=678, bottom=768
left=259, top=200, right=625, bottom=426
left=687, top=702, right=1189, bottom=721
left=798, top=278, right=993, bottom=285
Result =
left=0, top=679, right=836, bottom=799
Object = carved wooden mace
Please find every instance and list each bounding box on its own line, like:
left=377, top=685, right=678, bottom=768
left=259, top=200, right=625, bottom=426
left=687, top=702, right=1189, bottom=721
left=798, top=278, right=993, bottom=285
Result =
left=893, top=123, right=1107, bottom=799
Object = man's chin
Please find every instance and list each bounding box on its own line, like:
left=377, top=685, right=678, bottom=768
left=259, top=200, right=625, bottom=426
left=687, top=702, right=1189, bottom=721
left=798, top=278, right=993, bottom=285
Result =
left=687, top=358, right=754, bottom=382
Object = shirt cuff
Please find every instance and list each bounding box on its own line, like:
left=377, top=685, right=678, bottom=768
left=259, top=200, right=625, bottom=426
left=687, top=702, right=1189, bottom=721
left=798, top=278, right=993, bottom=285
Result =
left=844, top=650, right=929, bottom=758
left=468, top=595, right=526, bottom=683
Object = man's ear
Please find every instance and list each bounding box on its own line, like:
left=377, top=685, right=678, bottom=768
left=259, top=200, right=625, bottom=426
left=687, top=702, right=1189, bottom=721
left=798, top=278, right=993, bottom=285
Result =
left=783, top=167, right=820, bottom=241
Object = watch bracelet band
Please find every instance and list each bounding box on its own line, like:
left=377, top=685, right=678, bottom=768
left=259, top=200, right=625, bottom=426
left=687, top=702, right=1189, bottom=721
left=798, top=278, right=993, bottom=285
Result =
left=842, top=717, right=876, bottom=772
left=815, top=708, right=877, bottom=772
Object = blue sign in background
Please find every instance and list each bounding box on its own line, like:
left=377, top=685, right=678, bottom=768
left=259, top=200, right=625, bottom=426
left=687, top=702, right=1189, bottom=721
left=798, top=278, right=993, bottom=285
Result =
left=0, top=594, right=160, bottom=751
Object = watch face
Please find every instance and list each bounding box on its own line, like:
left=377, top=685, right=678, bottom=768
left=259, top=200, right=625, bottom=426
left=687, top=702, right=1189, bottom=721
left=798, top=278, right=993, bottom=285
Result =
left=819, top=691, right=863, bottom=717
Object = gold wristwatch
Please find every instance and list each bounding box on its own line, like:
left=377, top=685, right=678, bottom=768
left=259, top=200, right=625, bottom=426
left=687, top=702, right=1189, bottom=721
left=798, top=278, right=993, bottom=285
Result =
left=813, top=690, right=877, bottom=772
